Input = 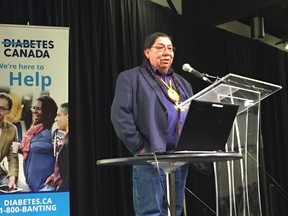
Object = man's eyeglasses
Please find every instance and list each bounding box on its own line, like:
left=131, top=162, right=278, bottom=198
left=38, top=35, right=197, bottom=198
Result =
left=151, top=45, right=176, bottom=53
left=30, top=106, right=42, bottom=112
left=0, top=106, right=9, bottom=112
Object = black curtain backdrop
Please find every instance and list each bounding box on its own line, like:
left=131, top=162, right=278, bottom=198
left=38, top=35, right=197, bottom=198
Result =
left=1, top=0, right=287, bottom=215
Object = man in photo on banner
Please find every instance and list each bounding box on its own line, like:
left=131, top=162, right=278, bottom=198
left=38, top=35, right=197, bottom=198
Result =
left=0, top=92, right=19, bottom=190
left=0, top=87, right=23, bottom=142
left=45, top=102, right=69, bottom=191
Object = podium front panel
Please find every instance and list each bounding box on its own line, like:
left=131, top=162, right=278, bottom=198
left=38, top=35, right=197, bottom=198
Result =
left=177, top=73, right=282, bottom=216
left=214, top=98, right=262, bottom=215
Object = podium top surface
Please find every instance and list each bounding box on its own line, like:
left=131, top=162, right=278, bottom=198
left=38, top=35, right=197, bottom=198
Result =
left=96, top=152, right=242, bottom=166
left=177, top=73, right=282, bottom=113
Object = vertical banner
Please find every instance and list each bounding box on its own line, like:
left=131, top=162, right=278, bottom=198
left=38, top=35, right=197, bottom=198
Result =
left=0, top=24, right=69, bottom=215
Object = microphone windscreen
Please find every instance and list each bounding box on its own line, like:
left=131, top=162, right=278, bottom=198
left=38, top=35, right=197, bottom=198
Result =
left=182, top=63, right=191, bottom=72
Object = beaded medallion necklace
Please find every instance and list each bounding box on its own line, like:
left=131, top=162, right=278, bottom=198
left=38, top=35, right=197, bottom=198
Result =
left=144, top=61, right=182, bottom=135
left=144, top=61, right=181, bottom=104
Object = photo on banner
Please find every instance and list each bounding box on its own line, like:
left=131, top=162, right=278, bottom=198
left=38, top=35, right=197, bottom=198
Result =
left=0, top=24, right=69, bottom=216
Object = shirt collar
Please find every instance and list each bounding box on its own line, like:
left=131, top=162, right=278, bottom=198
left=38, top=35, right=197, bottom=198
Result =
left=151, top=66, right=174, bottom=77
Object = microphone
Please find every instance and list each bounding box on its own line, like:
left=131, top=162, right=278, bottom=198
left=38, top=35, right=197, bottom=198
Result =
left=182, top=63, right=213, bottom=83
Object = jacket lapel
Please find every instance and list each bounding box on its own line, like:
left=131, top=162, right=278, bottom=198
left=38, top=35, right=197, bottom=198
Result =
left=0, top=122, right=9, bottom=159
left=139, top=66, right=167, bottom=108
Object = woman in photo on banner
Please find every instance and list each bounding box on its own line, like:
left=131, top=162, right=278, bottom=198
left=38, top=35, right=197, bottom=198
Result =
left=19, top=95, right=57, bottom=192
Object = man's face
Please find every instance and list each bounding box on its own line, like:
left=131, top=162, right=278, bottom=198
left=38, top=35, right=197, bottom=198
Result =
left=144, top=36, right=175, bottom=74
left=0, top=98, right=11, bottom=125
left=54, top=107, right=68, bottom=132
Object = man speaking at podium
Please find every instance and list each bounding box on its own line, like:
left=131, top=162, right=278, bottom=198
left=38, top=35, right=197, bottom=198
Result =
left=111, top=32, right=193, bottom=216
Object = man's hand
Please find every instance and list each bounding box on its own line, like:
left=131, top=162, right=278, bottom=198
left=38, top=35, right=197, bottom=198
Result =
left=45, top=175, right=54, bottom=185
left=7, top=176, right=16, bottom=190
left=139, top=148, right=146, bottom=154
